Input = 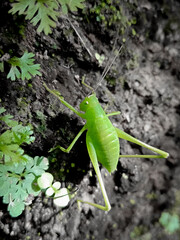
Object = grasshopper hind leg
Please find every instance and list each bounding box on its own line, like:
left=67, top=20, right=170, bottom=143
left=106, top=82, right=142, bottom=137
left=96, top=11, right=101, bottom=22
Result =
left=77, top=133, right=111, bottom=211
left=115, top=128, right=169, bottom=159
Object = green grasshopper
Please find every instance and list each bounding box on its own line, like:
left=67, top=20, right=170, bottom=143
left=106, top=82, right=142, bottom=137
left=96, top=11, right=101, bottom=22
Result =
left=44, top=82, right=169, bottom=211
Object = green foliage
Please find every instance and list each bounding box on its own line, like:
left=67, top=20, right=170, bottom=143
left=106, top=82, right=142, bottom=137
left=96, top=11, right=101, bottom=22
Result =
left=126, top=53, right=139, bottom=70
left=95, top=53, right=105, bottom=66
left=0, top=52, right=5, bottom=72
left=0, top=107, right=35, bottom=164
left=88, top=0, right=136, bottom=36
left=0, top=53, right=4, bottom=72
left=159, top=212, right=180, bottom=234
left=9, top=0, right=85, bottom=35
left=0, top=62, right=4, bottom=72
left=130, top=225, right=151, bottom=240
left=145, top=192, right=157, bottom=200
left=0, top=107, right=49, bottom=217
left=60, top=0, right=85, bottom=14
left=0, top=156, right=49, bottom=217
left=35, top=110, right=47, bottom=137
left=9, top=0, right=60, bottom=35
left=7, top=51, right=41, bottom=81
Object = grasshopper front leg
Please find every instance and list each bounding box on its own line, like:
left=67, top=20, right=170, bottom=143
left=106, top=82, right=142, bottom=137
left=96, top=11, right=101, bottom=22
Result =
left=43, top=82, right=85, bottom=118
left=116, top=128, right=169, bottom=158
left=50, top=125, right=87, bottom=153
left=106, top=111, right=121, bottom=117
left=78, top=133, right=111, bottom=211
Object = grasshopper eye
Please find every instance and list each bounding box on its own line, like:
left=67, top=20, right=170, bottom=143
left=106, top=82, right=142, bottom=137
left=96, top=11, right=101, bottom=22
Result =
left=85, top=101, right=89, bottom=105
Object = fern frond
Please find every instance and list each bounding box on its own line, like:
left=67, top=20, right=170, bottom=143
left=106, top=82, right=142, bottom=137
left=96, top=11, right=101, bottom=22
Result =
left=9, top=0, right=85, bottom=34
left=7, top=51, right=41, bottom=81
left=9, top=0, right=60, bottom=35
left=59, top=0, right=85, bottom=14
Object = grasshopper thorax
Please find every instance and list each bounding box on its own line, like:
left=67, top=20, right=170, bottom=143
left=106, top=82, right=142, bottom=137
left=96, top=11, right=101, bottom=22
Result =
left=80, top=94, right=98, bottom=112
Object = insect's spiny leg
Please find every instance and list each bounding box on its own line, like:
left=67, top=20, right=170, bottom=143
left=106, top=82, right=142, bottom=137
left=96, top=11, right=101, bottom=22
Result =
left=119, top=155, right=165, bottom=158
left=116, top=128, right=169, bottom=159
left=106, top=111, right=121, bottom=117
left=49, top=125, right=87, bottom=153
left=77, top=134, right=111, bottom=211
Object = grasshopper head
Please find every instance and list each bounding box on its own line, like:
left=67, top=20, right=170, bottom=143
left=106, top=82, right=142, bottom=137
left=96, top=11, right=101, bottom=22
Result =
left=80, top=94, right=98, bottom=112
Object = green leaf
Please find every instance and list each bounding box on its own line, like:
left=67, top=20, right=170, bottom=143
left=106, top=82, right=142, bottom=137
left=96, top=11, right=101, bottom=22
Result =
left=23, top=173, right=40, bottom=195
left=9, top=0, right=85, bottom=34
left=12, top=125, right=35, bottom=145
left=0, top=143, right=20, bottom=155
left=14, top=184, right=29, bottom=201
left=0, top=109, right=35, bottom=164
left=132, top=28, right=136, bottom=36
left=0, top=142, right=29, bottom=164
left=7, top=65, right=20, bottom=81
left=26, top=157, right=49, bottom=175
left=59, top=0, right=85, bottom=14
left=0, top=156, right=48, bottom=217
left=0, top=107, right=6, bottom=115
left=8, top=199, right=25, bottom=217
left=7, top=51, right=41, bottom=81
left=0, top=130, right=15, bottom=144
left=0, top=61, right=4, bottom=72
left=0, top=107, right=18, bottom=127
left=159, top=212, right=180, bottom=234
left=0, top=108, right=49, bottom=217
left=3, top=182, right=19, bottom=204
left=9, top=0, right=60, bottom=35
left=0, top=115, right=18, bottom=127
left=0, top=180, right=10, bottom=197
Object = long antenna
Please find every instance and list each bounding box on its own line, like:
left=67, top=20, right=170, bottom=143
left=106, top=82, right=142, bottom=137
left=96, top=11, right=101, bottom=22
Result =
left=93, top=45, right=123, bottom=93
left=66, top=18, right=93, bottom=58
left=66, top=16, right=123, bottom=95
